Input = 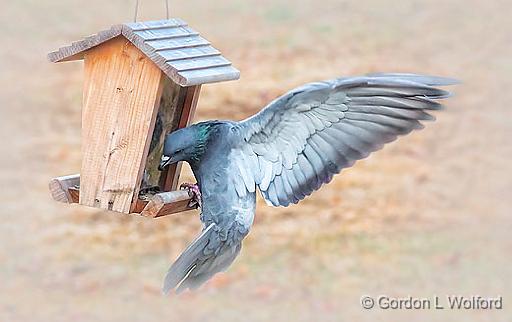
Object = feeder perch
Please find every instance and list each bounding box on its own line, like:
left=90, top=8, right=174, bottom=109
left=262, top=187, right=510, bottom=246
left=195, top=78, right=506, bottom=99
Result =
left=48, top=19, right=240, bottom=217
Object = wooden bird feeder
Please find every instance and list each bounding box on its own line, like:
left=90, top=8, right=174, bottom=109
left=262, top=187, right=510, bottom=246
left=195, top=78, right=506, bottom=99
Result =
left=48, top=19, right=239, bottom=217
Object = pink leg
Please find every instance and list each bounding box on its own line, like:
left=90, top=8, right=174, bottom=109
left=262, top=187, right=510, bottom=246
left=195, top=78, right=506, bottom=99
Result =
left=180, top=182, right=202, bottom=208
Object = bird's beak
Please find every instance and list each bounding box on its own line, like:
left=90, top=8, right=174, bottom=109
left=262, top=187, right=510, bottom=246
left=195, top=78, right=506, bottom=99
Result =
left=158, top=155, right=173, bottom=171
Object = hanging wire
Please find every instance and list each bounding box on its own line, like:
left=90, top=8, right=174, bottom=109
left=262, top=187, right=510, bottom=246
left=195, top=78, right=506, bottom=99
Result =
left=134, top=0, right=139, bottom=22
left=134, top=0, right=170, bottom=22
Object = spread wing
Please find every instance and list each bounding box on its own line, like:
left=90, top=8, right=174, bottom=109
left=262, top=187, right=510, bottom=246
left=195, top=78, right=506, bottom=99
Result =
left=232, top=73, right=457, bottom=206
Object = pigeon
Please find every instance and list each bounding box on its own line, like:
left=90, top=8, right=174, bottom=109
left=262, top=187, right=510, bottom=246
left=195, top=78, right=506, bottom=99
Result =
left=158, top=73, right=457, bottom=294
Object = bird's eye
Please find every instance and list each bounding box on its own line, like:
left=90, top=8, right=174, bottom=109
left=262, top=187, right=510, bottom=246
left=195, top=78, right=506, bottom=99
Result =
left=175, top=149, right=183, bottom=154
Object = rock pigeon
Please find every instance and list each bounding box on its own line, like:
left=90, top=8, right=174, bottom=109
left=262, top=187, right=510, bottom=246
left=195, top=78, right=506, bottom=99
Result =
left=158, top=73, right=457, bottom=294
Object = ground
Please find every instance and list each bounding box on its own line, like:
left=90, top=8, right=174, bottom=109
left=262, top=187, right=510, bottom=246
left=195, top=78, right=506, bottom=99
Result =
left=0, top=0, right=511, bottom=321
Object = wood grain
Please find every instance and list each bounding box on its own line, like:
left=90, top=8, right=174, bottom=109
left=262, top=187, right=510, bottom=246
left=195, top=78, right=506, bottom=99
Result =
left=140, top=190, right=195, bottom=218
left=135, top=26, right=198, bottom=41
left=126, top=18, right=187, bottom=31
left=178, top=65, right=240, bottom=86
left=68, top=187, right=80, bottom=203
left=49, top=174, right=80, bottom=203
left=162, top=46, right=220, bottom=62
left=80, top=36, right=164, bottom=213
left=172, top=56, right=231, bottom=72
left=48, top=25, right=122, bottom=63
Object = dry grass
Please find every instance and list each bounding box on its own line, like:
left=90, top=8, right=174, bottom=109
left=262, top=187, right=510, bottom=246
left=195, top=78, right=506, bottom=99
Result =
left=0, top=0, right=511, bottom=321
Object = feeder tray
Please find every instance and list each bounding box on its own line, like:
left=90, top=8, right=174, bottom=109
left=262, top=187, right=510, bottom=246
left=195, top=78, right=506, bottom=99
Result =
left=48, top=19, right=239, bottom=217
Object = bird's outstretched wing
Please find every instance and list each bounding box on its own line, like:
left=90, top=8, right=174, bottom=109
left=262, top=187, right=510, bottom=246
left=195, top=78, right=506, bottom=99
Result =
left=233, top=73, right=457, bottom=206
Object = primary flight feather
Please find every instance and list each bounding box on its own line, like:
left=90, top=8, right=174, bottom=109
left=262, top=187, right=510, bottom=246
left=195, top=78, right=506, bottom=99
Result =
left=159, top=73, right=457, bottom=294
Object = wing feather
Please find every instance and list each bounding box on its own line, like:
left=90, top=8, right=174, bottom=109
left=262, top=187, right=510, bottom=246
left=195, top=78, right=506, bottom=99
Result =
left=232, top=74, right=456, bottom=205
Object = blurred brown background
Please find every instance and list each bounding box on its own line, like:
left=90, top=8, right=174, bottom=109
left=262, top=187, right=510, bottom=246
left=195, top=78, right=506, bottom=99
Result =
left=1, top=0, right=511, bottom=321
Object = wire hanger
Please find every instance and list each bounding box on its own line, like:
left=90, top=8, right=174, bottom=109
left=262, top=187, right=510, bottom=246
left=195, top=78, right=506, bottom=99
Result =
left=134, top=0, right=170, bottom=22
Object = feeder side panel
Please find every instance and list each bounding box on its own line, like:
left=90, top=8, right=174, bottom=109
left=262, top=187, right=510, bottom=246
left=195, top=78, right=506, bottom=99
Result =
left=80, top=36, right=164, bottom=213
left=140, top=77, right=185, bottom=192
left=158, top=85, right=202, bottom=192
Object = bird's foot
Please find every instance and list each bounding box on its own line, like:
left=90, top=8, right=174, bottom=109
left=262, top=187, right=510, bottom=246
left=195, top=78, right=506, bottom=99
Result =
left=180, top=182, right=202, bottom=208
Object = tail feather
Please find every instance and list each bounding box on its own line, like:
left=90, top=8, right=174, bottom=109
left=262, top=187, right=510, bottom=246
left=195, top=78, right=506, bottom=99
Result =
left=176, top=243, right=241, bottom=294
left=162, top=223, right=215, bottom=294
left=163, top=223, right=244, bottom=294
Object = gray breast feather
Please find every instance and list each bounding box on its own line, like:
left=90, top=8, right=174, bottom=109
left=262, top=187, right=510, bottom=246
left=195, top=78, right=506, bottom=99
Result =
left=232, top=73, right=457, bottom=207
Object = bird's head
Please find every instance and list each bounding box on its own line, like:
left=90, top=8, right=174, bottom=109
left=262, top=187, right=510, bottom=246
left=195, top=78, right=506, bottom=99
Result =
left=158, top=123, right=212, bottom=170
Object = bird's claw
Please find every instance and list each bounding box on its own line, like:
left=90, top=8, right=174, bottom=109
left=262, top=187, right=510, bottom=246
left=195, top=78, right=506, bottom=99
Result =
left=180, top=183, right=202, bottom=208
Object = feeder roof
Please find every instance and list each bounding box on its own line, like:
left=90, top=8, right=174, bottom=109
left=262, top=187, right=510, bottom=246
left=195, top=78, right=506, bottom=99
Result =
left=48, top=18, right=240, bottom=86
